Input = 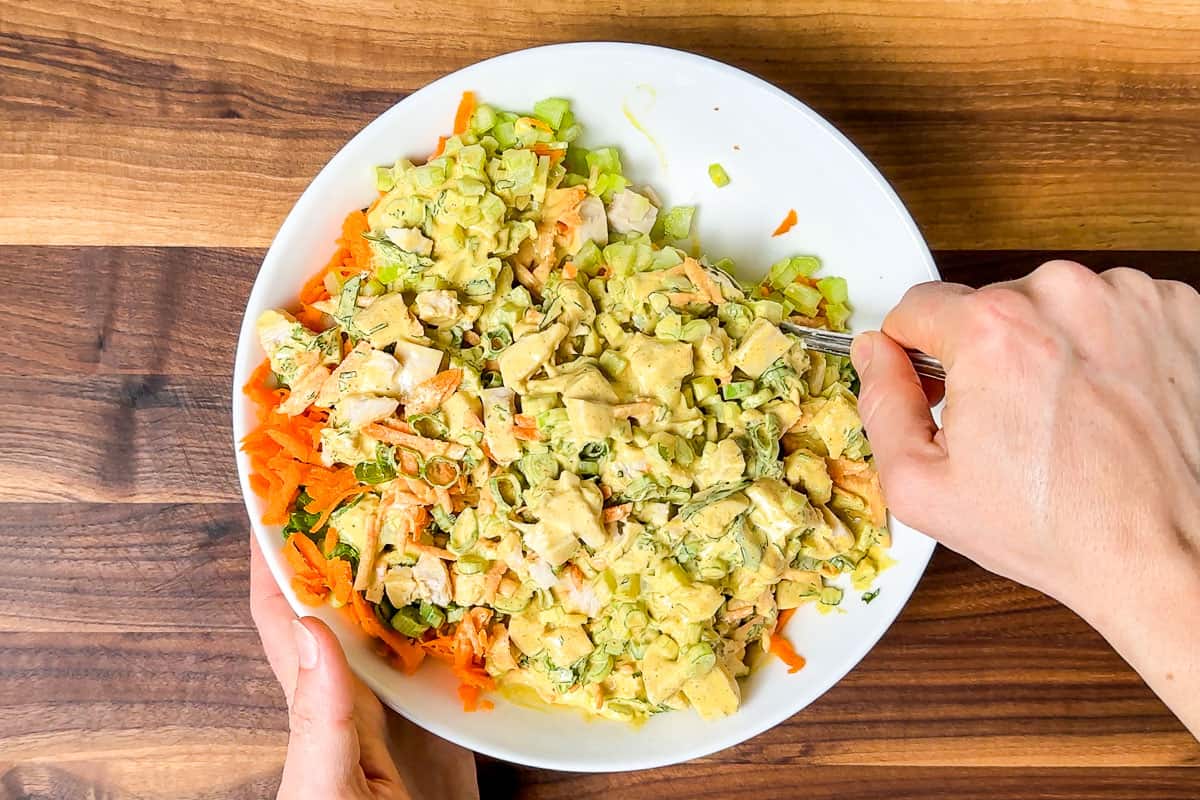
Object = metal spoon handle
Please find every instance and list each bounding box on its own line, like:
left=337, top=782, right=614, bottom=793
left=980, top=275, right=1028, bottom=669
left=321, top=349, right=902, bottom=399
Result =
left=780, top=322, right=946, bottom=382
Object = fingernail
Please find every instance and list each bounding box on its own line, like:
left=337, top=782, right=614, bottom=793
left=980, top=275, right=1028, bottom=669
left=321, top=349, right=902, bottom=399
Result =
left=292, top=619, right=319, bottom=670
left=851, top=333, right=875, bottom=372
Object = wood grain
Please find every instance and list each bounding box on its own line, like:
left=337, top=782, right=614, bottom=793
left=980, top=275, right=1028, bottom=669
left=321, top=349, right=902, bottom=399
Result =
left=0, top=544, right=1195, bottom=799
left=474, top=765, right=1200, bottom=800
left=3, top=0, right=1200, bottom=123
left=4, top=1, right=1200, bottom=796
left=0, top=631, right=287, bottom=799
left=3, top=118, right=1198, bottom=249
left=2, top=246, right=1195, bottom=505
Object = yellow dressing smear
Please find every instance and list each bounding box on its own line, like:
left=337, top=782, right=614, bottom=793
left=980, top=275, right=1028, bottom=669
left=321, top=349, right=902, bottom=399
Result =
left=623, top=84, right=667, bottom=172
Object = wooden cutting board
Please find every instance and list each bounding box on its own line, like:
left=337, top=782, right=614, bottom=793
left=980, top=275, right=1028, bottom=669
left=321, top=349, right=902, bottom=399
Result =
left=1, top=1, right=1197, bottom=797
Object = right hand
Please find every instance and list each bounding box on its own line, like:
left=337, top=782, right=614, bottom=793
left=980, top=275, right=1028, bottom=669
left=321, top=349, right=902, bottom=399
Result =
left=851, top=260, right=1200, bottom=735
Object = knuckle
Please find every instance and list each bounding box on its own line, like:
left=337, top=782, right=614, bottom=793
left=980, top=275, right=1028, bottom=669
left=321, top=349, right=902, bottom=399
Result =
left=1158, top=277, right=1200, bottom=305
left=1100, top=266, right=1157, bottom=298
left=1032, top=259, right=1099, bottom=290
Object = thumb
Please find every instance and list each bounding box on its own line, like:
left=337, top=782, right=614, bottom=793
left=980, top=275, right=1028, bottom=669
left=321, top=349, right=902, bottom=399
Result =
left=278, top=617, right=364, bottom=798
left=851, top=331, right=947, bottom=525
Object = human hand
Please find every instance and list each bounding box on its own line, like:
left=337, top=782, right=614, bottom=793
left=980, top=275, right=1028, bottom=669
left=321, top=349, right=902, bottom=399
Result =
left=851, top=260, right=1200, bottom=733
left=250, top=536, right=412, bottom=800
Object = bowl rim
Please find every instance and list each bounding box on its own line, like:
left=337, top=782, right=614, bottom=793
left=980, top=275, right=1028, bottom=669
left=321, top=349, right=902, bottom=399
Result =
left=232, top=40, right=940, bottom=772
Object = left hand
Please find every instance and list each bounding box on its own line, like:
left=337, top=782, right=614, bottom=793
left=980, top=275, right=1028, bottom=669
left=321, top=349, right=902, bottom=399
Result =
left=250, top=535, right=412, bottom=800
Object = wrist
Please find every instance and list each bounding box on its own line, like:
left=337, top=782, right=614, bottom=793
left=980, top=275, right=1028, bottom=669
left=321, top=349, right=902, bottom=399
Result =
left=1066, top=510, right=1200, bottom=736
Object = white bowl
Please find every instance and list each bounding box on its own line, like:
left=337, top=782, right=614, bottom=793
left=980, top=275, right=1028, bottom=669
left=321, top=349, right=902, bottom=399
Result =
left=232, top=42, right=938, bottom=772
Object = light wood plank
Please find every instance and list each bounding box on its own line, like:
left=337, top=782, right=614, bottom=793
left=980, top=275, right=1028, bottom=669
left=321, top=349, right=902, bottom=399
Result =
left=3, top=118, right=1196, bottom=250
left=3, top=0, right=1200, bottom=123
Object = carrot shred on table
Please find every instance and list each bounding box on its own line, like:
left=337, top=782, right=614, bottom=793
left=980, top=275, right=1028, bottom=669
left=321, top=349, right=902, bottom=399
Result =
left=452, top=91, right=477, bottom=135
left=772, top=208, right=798, bottom=237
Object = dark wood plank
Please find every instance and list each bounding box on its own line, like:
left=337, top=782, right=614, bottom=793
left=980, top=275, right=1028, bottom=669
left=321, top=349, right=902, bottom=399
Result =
left=0, top=247, right=256, bottom=376
left=938, top=250, right=1200, bottom=287
left=0, top=375, right=237, bottom=502
left=474, top=764, right=1200, bottom=800
left=3, top=0, right=1200, bottom=124
left=3, top=119, right=1198, bottom=249
left=0, top=504, right=250, bottom=633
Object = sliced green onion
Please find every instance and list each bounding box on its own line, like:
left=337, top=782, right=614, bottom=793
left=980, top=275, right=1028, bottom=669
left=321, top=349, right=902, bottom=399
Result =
left=483, top=325, right=513, bottom=356
left=431, top=506, right=456, bottom=533
left=489, top=473, right=523, bottom=510
left=407, top=413, right=448, bottom=439
left=819, top=586, right=844, bottom=606
left=423, top=455, right=461, bottom=488
left=579, top=441, right=608, bottom=461
left=708, top=162, right=730, bottom=187
left=395, top=446, right=425, bottom=478
left=455, top=554, right=489, bottom=575
left=685, top=642, right=717, bottom=676
left=492, top=581, right=534, bottom=614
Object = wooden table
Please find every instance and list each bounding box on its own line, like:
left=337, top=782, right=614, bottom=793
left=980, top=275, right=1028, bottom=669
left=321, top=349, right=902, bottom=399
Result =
left=2, top=1, right=1198, bottom=797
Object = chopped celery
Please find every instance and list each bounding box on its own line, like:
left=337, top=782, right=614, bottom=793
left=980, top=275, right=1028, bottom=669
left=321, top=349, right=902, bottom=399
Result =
left=599, top=350, right=629, bottom=379
left=391, top=607, right=429, bottom=637
left=533, top=97, right=571, bottom=129
left=661, top=206, right=695, bottom=240
left=470, top=104, right=498, bottom=134
left=783, top=283, right=823, bottom=317
left=816, top=276, right=849, bottom=304
left=585, top=147, right=623, bottom=175
left=722, top=380, right=754, bottom=400
left=707, top=162, right=730, bottom=187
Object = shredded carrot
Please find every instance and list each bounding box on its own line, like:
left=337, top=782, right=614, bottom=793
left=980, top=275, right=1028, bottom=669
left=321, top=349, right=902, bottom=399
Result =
left=602, top=503, right=632, bottom=522
left=772, top=208, right=798, bottom=237
left=768, top=632, right=807, bottom=674
left=363, top=423, right=467, bottom=459
left=325, top=557, right=354, bottom=606
left=512, top=425, right=542, bottom=442
left=289, top=533, right=327, bottom=573
left=404, top=369, right=463, bottom=416
left=519, top=116, right=552, bottom=133
left=431, top=135, right=449, bottom=159
left=291, top=575, right=328, bottom=605
left=562, top=261, right=578, bottom=280
left=776, top=608, right=796, bottom=632
left=341, top=210, right=372, bottom=272
left=453, top=91, right=477, bottom=136
left=529, top=143, right=566, bottom=163
left=350, top=591, right=426, bottom=673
